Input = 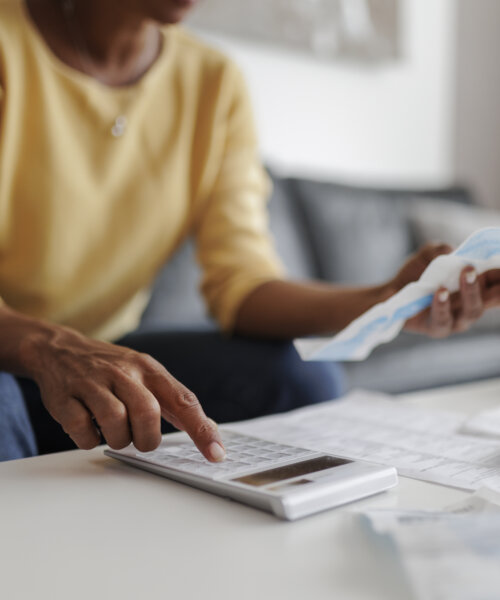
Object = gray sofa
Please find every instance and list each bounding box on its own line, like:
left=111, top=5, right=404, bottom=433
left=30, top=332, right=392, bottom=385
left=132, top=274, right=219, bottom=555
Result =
left=139, top=171, right=500, bottom=394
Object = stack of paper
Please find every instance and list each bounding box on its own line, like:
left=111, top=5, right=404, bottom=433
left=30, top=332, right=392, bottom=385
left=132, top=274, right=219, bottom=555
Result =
left=228, top=388, right=500, bottom=598
left=230, top=390, right=500, bottom=491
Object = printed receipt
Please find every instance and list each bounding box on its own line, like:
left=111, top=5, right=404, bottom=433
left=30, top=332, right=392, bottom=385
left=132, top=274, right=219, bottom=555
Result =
left=295, top=227, right=500, bottom=361
left=229, top=390, right=500, bottom=491
left=360, top=489, right=500, bottom=600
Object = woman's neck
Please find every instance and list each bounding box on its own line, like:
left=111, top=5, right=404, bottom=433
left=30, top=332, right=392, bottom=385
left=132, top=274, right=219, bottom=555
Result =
left=26, top=0, right=163, bottom=86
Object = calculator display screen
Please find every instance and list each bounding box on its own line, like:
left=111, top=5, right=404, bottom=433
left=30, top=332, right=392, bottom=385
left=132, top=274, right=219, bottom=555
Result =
left=232, top=456, right=350, bottom=487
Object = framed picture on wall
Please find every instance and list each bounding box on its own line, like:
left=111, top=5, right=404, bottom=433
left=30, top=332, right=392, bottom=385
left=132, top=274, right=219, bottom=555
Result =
left=188, top=0, right=401, bottom=63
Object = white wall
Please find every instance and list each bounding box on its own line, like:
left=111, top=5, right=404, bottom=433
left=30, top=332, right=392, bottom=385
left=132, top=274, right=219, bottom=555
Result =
left=192, top=0, right=500, bottom=207
left=454, top=0, right=500, bottom=208
left=191, top=0, right=458, bottom=189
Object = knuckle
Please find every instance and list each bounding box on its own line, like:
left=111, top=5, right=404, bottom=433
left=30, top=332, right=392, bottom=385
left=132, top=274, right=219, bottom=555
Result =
left=109, top=356, right=142, bottom=379
left=194, top=420, right=215, bottom=439
left=138, top=353, right=160, bottom=371
left=135, top=401, right=161, bottom=424
left=63, top=415, right=91, bottom=436
left=115, top=347, right=140, bottom=362
left=175, top=390, right=200, bottom=412
left=99, top=403, right=128, bottom=426
left=113, top=364, right=137, bottom=380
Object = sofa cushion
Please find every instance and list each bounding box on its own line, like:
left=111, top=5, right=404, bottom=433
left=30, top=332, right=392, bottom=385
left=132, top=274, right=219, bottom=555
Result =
left=290, top=179, right=412, bottom=285
left=344, top=330, right=500, bottom=393
left=266, top=173, right=319, bottom=280
left=140, top=238, right=216, bottom=331
left=410, top=197, right=500, bottom=249
left=140, top=170, right=317, bottom=330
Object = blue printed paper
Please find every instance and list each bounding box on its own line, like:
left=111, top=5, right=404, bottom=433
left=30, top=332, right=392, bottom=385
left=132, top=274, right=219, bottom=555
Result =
left=295, top=228, right=500, bottom=361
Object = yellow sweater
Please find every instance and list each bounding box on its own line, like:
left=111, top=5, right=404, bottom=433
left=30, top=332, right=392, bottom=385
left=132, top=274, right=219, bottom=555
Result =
left=0, top=1, right=284, bottom=341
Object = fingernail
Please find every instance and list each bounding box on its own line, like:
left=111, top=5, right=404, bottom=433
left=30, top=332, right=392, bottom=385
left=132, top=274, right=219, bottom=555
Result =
left=438, top=290, right=449, bottom=303
left=465, top=269, right=477, bottom=285
left=208, top=442, right=226, bottom=462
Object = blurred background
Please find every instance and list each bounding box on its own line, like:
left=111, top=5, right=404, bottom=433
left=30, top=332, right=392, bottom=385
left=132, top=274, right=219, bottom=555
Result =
left=187, top=0, right=500, bottom=209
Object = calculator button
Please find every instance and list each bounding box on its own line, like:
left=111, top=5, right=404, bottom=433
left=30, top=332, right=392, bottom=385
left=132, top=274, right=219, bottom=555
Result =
left=134, top=431, right=318, bottom=479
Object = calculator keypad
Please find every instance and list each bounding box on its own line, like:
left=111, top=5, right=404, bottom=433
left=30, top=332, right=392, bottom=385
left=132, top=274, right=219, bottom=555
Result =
left=135, top=431, right=316, bottom=479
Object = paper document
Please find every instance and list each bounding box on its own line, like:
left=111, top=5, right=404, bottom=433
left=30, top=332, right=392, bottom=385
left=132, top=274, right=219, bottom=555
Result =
left=230, top=390, right=500, bottom=491
left=461, top=405, right=500, bottom=439
left=446, top=486, right=500, bottom=514
left=295, top=227, right=500, bottom=361
left=360, top=489, right=500, bottom=600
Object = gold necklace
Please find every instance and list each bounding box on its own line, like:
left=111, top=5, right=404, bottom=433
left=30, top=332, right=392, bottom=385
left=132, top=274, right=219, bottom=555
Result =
left=59, top=0, right=133, bottom=138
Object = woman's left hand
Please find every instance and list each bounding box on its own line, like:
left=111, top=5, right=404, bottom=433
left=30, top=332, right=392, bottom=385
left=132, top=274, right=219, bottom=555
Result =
left=389, top=243, right=500, bottom=338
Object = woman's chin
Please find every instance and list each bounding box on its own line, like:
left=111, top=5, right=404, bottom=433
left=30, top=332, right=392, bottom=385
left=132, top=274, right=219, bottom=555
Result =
left=155, top=0, right=199, bottom=24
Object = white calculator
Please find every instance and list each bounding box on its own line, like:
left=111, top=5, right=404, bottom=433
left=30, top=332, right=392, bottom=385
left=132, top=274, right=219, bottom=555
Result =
left=105, top=431, right=397, bottom=520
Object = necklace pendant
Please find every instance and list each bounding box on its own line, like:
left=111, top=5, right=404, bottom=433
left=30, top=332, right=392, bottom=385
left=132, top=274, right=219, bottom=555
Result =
left=111, top=115, right=127, bottom=138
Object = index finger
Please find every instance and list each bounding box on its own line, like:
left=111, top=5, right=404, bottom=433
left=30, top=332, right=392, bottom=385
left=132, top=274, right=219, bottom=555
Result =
left=147, top=371, right=226, bottom=463
left=481, top=269, right=500, bottom=307
left=428, top=287, right=453, bottom=337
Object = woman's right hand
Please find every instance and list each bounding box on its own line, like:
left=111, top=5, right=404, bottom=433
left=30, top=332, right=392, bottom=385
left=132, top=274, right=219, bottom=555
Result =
left=21, top=323, right=226, bottom=461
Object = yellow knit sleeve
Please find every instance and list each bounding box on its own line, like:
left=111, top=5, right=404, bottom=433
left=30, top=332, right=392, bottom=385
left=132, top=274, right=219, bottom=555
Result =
left=193, top=65, right=285, bottom=332
left=0, top=81, right=5, bottom=308
left=0, top=81, right=4, bottom=308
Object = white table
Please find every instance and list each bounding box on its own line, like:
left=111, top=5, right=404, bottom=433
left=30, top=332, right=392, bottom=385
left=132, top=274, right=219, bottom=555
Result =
left=2, top=378, right=500, bottom=600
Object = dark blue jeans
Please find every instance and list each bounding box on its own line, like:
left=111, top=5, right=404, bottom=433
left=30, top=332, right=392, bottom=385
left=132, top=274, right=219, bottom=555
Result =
left=0, top=373, right=37, bottom=461
left=4, top=330, right=345, bottom=458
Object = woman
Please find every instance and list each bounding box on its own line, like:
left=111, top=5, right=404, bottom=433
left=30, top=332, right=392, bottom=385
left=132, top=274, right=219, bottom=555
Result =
left=1, top=0, right=498, bottom=462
